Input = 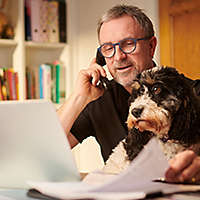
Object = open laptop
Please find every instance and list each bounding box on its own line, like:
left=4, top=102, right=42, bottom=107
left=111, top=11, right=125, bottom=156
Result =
left=0, top=100, right=80, bottom=189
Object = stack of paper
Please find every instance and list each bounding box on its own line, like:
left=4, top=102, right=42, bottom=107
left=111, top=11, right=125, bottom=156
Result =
left=28, top=138, right=200, bottom=200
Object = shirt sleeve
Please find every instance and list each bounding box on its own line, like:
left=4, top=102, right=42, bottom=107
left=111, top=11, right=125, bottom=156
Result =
left=70, top=104, right=95, bottom=143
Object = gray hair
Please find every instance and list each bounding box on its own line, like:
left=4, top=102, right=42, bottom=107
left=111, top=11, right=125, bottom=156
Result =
left=97, top=4, right=154, bottom=41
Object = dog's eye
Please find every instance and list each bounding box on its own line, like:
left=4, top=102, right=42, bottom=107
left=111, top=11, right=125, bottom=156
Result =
left=152, top=86, right=161, bottom=95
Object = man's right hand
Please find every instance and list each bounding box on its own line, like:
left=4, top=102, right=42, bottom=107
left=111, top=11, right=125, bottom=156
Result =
left=57, top=58, right=107, bottom=148
left=74, top=58, right=107, bottom=104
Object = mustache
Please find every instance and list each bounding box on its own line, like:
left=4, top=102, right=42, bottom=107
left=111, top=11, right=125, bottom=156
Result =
left=113, top=60, right=133, bottom=68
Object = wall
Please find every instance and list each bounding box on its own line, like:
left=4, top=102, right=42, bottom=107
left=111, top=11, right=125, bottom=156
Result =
left=69, top=0, right=159, bottom=172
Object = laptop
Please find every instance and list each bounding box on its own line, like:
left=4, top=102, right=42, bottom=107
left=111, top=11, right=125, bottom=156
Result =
left=0, top=100, right=80, bottom=189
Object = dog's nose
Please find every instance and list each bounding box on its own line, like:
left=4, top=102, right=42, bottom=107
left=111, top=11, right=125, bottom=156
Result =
left=131, top=107, right=144, bottom=118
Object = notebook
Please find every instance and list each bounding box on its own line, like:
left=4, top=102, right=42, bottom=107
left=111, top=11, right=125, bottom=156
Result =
left=0, top=100, right=80, bottom=189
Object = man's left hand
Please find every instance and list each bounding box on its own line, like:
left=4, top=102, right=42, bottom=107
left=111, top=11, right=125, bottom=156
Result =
left=165, top=150, right=200, bottom=183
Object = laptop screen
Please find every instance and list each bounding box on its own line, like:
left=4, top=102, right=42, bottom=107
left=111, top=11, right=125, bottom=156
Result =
left=0, top=100, right=80, bottom=189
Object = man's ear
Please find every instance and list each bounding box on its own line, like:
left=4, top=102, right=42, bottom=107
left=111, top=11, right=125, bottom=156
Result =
left=149, top=36, right=157, bottom=58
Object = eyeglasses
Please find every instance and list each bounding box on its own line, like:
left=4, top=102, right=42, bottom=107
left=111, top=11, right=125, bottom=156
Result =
left=98, top=36, right=152, bottom=58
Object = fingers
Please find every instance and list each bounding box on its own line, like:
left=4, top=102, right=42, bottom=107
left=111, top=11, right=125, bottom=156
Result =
left=90, top=58, right=106, bottom=76
left=165, top=150, right=200, bottom=183
left=183, top=156, right=200, bottom=183
left=74, top=57, right=108, bottom=102
left=88, top=69, right=102, bottom=86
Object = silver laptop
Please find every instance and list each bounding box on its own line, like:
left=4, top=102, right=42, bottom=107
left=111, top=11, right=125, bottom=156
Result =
left=0, top=100, right=80, bottom=189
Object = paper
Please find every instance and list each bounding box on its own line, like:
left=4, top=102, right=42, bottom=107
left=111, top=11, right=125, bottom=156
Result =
left=28, top=138, right=200, bottom=200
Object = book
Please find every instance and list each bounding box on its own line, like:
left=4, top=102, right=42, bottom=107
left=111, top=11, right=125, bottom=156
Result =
left=49, top=63, right=56, bottom=103
left=0, top=72, right=3, bottom=101
left=39, top=65, right=43, bottom=99
left=26, top=67, right=33, bottom=99
left=55, top=61, right=60, bottom=103
left=28, top=138, right=200, bottom=200
left=32, top=66, right=40, bottom=99
left=42, top=64, right=51, bottom=100
left=14, top=72, right=19, bottom=100
left=6, top=69, right=14, bottom=100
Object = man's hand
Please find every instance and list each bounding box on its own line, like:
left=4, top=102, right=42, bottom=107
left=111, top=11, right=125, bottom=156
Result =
left=74, top=58, right=107, bottom=104
left=57, top=58, right=107, bottom=147
left=165, top=150, right=200, bottom=183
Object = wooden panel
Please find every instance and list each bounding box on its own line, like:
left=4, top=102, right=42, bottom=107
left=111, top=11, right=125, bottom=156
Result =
left=159, top=0, right=172, bottom=66
left=173, top=10, right=200, bottom=78
left=159, top=0, right=200, bottom=79
left=170, top=0, right=200, bottom=16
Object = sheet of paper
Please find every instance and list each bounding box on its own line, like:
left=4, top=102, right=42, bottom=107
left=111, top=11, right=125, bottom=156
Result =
left=28, top=138, right=200, bottom=200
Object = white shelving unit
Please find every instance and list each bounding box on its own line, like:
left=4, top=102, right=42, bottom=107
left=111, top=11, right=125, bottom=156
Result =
left=0, top=0, right=70, bottom=101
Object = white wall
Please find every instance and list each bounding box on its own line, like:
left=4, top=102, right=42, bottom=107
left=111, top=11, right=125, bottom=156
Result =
left=69, top=0, right=159, bottom=172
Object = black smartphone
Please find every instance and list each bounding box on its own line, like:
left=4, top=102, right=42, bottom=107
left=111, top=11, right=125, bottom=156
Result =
left=96, top=49, right=110, bottom=89
left=96, top=49, right=106, bottom=66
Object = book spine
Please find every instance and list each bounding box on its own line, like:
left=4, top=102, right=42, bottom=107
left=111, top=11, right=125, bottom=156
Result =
left=55, top=62, right=60, bottom=103
left=50, top=63, right=56, bottom=103
left=14, top=72, right=19, bottom=100
left=39, top=65, right=43, bottom=99
left=33, top=66, right=40, bottom=99
left=0, top=69, right=4, bottom=100
left=42, top=64, right=51, bottom=100
left=26, top=67, right=32, bottom=99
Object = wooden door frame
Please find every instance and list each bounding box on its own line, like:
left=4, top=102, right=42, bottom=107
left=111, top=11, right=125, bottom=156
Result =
left=159, top=0, right=200, bottom=66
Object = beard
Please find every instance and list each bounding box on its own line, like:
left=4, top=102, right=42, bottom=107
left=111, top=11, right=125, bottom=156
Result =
left=112, top=60, right=140, bottom=88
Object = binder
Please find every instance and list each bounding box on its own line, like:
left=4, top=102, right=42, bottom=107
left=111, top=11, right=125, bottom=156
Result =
left=30, top=0, right=42, bottom=42
left=47, top=0, right=59, bottom=43
left=25, top=0, right=32, bottom=41
left=39, top=0, right=49, bottom=42
left=58, top=0, right=67, bottom=43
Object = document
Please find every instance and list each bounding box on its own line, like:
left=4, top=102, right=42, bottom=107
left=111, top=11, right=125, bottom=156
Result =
left=28, top=138, right=200, bottom=200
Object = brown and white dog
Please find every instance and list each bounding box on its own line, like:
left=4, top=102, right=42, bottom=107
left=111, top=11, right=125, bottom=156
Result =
left=103, top=66, right=200, bottom=174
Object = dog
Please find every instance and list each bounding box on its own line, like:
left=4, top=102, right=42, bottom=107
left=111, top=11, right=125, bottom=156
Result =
left=103, top=66, right=200, bottom=174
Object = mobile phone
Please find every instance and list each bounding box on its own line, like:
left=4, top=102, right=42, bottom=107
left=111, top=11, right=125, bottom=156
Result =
left=95, top=49, right=110, bottom=89
left=96, top=49, right=106, bottom=66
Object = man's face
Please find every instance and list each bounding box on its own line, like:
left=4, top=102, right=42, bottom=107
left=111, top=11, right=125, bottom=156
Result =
left=99, top=15, right=157, bottom=92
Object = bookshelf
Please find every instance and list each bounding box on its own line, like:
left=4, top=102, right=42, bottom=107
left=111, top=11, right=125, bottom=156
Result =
left=0, top=0, right=69, bottom=102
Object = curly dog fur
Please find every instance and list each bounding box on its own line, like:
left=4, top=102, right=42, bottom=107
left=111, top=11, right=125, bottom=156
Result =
left=103, top=66, right=200, bottom=174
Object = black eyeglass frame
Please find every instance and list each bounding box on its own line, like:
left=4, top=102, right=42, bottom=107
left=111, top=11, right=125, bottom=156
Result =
left=97, top=36, right=152, bottom=58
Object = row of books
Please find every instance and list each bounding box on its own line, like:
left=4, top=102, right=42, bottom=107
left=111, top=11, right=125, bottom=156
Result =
left=0, top=68, right=19, bottom=101
left=25, top=0, right=67, bottom=43
left=26, top=61, right=62, bottom=103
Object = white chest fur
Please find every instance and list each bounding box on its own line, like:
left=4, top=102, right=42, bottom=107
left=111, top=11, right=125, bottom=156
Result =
left=103, top=140, right=130, bottom=174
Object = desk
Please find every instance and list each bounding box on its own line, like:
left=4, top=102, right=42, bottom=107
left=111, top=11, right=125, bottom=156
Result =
left=0, top=189, right=34, bottom=200
left=0, top=188, right=200, bottom=200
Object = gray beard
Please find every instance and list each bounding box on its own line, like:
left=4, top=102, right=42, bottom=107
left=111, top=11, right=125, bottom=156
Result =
left=114, top=71, right=138, bottom=88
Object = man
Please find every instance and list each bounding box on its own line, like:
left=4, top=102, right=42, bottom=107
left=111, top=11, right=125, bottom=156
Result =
left=58, top=5, right=200, bottom=183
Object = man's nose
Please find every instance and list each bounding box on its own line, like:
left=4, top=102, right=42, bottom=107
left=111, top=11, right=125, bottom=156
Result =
left=114, top=46, right=126, bottom=61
